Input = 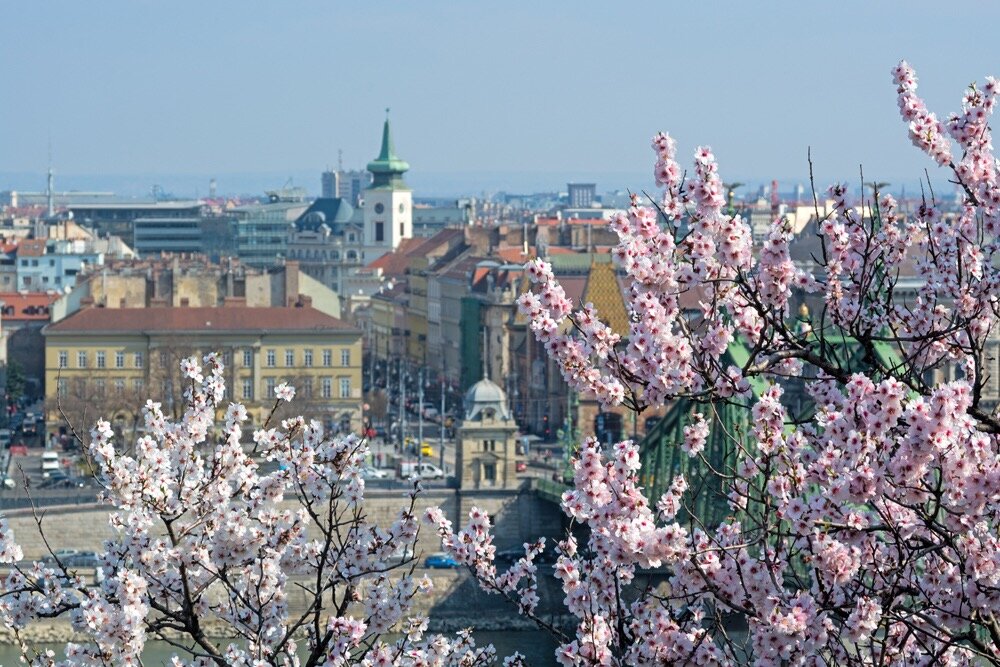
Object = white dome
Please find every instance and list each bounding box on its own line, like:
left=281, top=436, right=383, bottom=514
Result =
left=464, top=377, right=511, bottom=421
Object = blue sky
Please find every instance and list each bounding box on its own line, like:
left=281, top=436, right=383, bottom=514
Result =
left=2, top=1, right=999, bottom=197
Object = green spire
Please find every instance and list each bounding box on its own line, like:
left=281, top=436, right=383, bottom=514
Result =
left=367, top=108, right=409, bottom=187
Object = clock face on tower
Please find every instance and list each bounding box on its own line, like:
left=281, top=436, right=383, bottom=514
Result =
left=374, top=202, right=385, bottom=214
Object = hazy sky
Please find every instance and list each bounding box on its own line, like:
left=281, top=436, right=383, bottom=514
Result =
left=2, top=1, right=999, bottom=196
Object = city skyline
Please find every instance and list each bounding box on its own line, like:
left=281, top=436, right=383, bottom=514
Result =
left=2, top=2, right=999, bottom=198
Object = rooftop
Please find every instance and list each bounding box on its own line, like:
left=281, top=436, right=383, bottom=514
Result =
left=294, top=198, right=355, bottom=231
left=17, top=240, right=47, bottom=257
left=66, top=201, right=203, bottom=210
left=45, top=305, right=357, bottom=335
left=0, top=292, right=60, bottom=321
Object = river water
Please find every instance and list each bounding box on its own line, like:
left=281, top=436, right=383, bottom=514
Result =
left=0, top=631, right=560, bottom=666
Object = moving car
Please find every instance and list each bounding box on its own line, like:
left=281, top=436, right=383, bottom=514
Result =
left=40, top=451, right=61, bottom=478
left=424, top=552, right=458, bottom=569
left=38, top=472, right=86, bottom=489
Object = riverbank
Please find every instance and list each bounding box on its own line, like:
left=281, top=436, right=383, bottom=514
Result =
left=0, top=630, right=562, bottom=665
left=0, top=614, right=574, bottom=646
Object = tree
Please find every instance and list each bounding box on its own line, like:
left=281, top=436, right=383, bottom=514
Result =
left=2, top=61, right=1000, bottom=666
left=5, top=361, right=25, bottom=410
left=2, top=357, right=516, bottom=666
left=427, top=62, right=1000, bottom=665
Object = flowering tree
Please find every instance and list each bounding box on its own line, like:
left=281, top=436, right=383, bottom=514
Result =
left=3, top=61, right=1000, bottom=667
left=0, top=359, right=517, bottom=666
left=427, top=62, right=1000, bottom=665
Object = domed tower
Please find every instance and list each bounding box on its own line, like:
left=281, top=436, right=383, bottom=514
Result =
left=456, top=375, right=519, bottom=489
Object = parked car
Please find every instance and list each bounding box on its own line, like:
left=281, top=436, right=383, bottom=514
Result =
left=359, top=466, right=389, bottom=480
left=61, top=551, right=101, bottom=568
left=516, top=461, right=527, bottom=473
left=39, top=549, right=80, bottom=566
left=424, top=552, right=458, bottom=569
left=396, top=461, right=445, bottom=480
left=386, top=546, right=415, bottom=566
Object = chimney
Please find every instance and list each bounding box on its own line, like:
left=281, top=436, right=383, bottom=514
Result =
left=81, top=296, right=94, bottom=309
left=180, top=297, right=190, bottom=307
left=285, top=260, right=300, bottom=307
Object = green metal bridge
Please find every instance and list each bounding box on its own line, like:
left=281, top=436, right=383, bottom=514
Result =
left=535, top=332, right=903, bottom=527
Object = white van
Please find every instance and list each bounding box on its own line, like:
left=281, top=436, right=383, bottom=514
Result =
left=40, top=451, right=60, bottom=478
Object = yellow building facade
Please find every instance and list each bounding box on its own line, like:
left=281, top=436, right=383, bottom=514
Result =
left=42, top=306, right=363, bottom=440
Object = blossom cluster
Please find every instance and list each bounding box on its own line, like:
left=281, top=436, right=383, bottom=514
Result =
left=0, top=356, right=500, bottom=667
left=491, top=62, right=1000, bottom=665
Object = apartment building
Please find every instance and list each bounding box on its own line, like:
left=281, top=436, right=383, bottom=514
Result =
left=42, top=304, right=363, bottom=439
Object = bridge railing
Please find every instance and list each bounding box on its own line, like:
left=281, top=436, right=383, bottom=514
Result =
left=0, top=490, right=101, bottom=511
left=533, top=477, right=568, bottom=505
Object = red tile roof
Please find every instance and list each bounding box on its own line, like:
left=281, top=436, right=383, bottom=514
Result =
left=365, top=238, right=425, bottom=276
left=0, top=293, right=60, bottom=321
left=16, top=240, right=47, bottom=257
left=367, top=230, right=468, bottom=278
left=496, top=247, right=532, bottom=263
left=45, top=306, right=357, bottom=335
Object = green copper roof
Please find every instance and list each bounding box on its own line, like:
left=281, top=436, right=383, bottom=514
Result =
left=367, top=112, right=410, bottom=176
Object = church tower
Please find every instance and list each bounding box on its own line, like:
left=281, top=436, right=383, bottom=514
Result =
left=363, top=110, right=412, bottom=262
